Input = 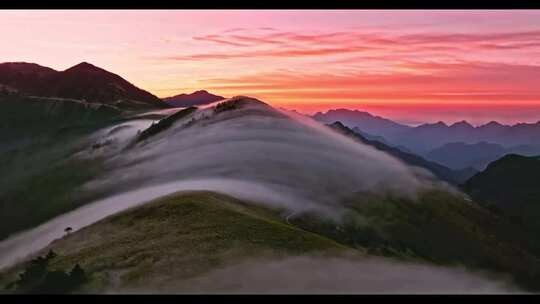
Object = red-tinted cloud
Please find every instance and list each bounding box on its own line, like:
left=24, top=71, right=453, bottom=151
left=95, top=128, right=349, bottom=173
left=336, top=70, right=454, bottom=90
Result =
left=180, top=29, right=540, bottom=61
left=166, top=27, right=540, bottom=124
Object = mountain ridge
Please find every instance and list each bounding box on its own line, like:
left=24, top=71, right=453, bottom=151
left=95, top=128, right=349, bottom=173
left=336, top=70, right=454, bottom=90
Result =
left=463, top=154, right=540, bottom=235
left=162, top=90, right=225, bottom=107
left=313, top=108, right=540, bottom=158
left=0, top=61, right=168, bottom=110
left=314, top=108, right=540, bottom=129
left=328, top=121, right=477, bottom=185
left=426, top=142, right=540, bottom=170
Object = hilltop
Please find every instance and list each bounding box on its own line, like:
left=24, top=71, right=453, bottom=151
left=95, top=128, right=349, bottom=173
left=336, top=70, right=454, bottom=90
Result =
left=162, top=90, right=225, bottom=107
left=463, top=154, right=540, bottom=233
left=0, top=61, right=168, bottom=110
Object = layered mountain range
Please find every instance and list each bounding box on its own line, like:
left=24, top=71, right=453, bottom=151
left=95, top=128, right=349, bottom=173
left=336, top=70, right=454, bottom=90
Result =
left=313, top=109, right=540, bottom=170
left=328, top=122, right=477, bottom=184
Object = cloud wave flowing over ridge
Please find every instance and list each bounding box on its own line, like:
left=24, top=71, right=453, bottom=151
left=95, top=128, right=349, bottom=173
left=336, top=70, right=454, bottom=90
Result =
left=87, top=97, right=433, bottom=212
left=0, top=97, right=435, bottom=269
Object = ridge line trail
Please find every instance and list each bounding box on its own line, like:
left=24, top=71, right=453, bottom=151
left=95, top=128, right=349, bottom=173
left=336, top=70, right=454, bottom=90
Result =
left=285, top=211, right=297, bottom=225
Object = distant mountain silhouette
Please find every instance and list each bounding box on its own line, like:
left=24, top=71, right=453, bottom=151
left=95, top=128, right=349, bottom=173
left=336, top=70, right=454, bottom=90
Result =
left=426, top=142, right=508, bottom=170
left=391, top=119, right=540, bottom=154
left=163, top=90, right=225, bottom=107
left=463, top=154, right=540, bottom=233
left=352, top=127, right=413, bottom=154
left=329, top=121, right=477, bottom=185
left=0, top=62, right=168, bottom=110
left=425, top=142, right=540, bottom=170
left=313, top=109, right=410, bottom=137
left=313, top=108, right=540, bottom=155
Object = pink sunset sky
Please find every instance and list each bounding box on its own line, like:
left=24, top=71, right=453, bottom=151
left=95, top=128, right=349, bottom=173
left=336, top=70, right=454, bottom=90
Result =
left=2, top=10, right=540, bottom=125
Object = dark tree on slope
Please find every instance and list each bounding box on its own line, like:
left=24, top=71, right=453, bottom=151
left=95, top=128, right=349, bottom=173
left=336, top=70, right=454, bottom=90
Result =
left=5, top=250, right=87, bottom=294
left=69, top=264, right=86, bottom=286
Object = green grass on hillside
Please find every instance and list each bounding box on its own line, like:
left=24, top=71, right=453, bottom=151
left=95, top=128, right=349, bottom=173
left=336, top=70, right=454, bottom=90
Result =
left=6, top=191, right=348, bottom=292
left=0, top=97, right=122, bottom=240
left=291, top=189, right=540, bottom=291
left=5, top=189, right=540, bottom=293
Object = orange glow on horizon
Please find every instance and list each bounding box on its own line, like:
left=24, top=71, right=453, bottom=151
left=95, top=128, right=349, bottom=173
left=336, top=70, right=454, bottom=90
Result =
left=2, top=10, right=540, bottom=125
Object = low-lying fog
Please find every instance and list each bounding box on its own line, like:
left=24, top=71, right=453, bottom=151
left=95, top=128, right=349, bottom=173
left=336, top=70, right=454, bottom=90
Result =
left=117, top=255, right=520, bottom=294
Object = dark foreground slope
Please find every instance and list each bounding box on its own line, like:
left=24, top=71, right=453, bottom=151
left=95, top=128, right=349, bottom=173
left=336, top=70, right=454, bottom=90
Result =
left=0, top=95, right=125, bottom=240
left=463, top=154, right=540, bottom=232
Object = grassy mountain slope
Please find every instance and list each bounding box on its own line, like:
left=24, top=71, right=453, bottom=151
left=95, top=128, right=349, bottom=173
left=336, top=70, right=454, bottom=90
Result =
left=0, top=95, right=124, bottom=240
left=291, top=189, right=540, bottom=291
left=4, top=190, right=540, bottom=292
left=1, top=191, right=348, bottom=293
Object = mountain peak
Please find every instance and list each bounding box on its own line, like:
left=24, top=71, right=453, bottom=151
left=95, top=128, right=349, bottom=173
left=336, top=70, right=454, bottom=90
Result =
left=65, top=62, right=106, bottom=73
left=450, top=120, right=473, bottom=129
left=329, top=108, right=373, bottom=117
left=193, top=90, right=209, bottom=94
left=436, top=121, right=448, bottom=127
left=74, top=61, right=95, bottom=68
left=419, top=121, right=447, bottom=128
left=483, top=120, right=503, bottom=127
left=330, top=121, right=347, bottom=129
left=163, top=90, right=225, bottom=107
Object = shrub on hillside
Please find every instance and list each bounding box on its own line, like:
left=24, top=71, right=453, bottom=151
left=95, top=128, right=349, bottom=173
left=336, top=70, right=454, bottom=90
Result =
left=4, top=250, right=87, bottom=294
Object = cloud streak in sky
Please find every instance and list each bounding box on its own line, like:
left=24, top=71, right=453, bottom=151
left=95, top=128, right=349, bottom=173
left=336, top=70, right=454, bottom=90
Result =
left=175, top=29, right=540, bottom=61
